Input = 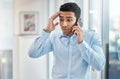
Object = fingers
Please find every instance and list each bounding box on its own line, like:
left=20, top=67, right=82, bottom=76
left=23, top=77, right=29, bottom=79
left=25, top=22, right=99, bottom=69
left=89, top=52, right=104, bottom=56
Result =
left=54, top=22, right=59, bottom=26
left=72, top=26, right=83, bottom=35
left=72, top=26, right=81, bottom=32
left=50, top=11, right=61, bottom=21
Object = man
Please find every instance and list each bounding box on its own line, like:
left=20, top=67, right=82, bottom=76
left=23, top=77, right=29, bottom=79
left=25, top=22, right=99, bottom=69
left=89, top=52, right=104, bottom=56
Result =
left=28, top=2, right=105, bottom=79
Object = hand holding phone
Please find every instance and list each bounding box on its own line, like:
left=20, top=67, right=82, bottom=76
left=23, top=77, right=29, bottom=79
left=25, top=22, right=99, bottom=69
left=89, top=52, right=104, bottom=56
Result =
left=72, top=22, right=83, bottom=44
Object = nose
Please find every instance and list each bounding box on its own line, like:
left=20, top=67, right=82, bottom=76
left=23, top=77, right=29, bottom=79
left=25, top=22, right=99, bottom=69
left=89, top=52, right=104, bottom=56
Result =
left=62, top=21, right=67, bottom=27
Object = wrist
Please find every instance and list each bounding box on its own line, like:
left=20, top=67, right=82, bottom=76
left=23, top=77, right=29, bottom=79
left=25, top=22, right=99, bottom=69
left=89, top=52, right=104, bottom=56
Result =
left=44, top=27, right=51, bottom=33
left=78, top=40, right=83, bottom=44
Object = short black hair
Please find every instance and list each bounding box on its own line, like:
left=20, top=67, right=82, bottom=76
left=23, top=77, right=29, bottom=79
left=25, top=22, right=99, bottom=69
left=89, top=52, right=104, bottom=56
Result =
left=59, top=2, right=81, bottom=20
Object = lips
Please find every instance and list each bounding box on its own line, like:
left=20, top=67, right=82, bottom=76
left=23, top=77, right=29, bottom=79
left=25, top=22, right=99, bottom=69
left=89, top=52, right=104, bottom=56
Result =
left=62, top=29, right=67, bottom=30
left=62, top=28, right=68, bottom=30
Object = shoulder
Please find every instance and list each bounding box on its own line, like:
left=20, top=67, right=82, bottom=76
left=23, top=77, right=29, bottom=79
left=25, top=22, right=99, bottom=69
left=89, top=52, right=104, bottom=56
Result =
left=84, top=30, right=95, bottom=38
left=84, top=30, right=101, bottom=43
left=84, top=30, right=100, bottom=37
left=49, top=31, right=61, bottom=40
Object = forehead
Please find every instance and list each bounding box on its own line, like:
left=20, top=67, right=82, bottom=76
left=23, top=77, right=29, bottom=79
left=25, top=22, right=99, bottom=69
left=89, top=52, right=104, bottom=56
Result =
left=59, top=11, right=76, bottom=18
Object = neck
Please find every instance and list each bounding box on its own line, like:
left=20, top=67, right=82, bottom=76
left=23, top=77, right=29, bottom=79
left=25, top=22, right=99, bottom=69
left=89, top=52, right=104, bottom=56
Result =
left=66, top=30, right=74, bottom=36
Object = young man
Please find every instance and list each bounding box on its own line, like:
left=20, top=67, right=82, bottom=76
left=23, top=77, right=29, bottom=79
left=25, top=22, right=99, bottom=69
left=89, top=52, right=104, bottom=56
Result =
left=28, top=2, right=105, bottom=79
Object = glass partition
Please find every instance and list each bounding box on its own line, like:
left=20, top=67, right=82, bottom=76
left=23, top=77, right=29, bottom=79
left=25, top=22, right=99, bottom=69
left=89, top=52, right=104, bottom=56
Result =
left=89, top=0, right=102, bottom=34
left=109, top=0, right=120, bottom=79
left=89, top=0, right=103, bottom=79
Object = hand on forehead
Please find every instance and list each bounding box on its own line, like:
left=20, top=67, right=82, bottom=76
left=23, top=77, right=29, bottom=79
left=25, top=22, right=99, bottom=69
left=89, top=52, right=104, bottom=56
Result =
left=51, top=11, right=61, bottom=20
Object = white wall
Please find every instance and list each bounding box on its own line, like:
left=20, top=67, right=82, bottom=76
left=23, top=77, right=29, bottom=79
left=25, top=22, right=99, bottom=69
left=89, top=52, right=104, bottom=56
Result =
left=13, top=0, right=49, bottom=79
left=0, top=0, right=13, bottom=50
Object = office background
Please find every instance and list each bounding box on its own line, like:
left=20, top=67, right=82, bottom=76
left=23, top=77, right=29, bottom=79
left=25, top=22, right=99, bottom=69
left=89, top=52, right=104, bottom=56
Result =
left=0, top=0, right=120, bottom=79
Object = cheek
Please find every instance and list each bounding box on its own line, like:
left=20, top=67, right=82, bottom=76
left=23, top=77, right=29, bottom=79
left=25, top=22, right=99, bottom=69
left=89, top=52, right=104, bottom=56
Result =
left=68, top=26, right=73, bottom=30
left=68, top=22, right=75, bottom=27
left=68, top=22, right=76, bottom=29
left=70, top=20, right=76, bottom=25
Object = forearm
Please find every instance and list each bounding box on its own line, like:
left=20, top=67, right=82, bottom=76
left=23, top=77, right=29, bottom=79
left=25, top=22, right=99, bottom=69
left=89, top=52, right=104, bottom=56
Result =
left=77, top=41, right=105, bottom=70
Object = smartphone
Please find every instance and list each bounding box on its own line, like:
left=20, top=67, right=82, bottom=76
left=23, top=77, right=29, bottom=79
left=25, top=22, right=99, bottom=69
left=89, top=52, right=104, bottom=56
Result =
left=75, top=19, right=83, bottom=27
left=72, top=20, right=83, bottom=35
left=72, top=21, right=78, bottom=34
left=74, top=21, right=78, bottom=26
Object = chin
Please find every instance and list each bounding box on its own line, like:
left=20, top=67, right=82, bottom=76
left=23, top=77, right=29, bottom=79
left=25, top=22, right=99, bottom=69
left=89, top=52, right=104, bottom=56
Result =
left=62, top=31, right=67, bottom=34
left=63, top=33, right=66, bottom=35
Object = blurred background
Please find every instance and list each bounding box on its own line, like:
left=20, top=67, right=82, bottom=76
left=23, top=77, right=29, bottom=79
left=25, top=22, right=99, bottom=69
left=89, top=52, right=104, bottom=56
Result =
left=0, top=0, right=120, bottom=79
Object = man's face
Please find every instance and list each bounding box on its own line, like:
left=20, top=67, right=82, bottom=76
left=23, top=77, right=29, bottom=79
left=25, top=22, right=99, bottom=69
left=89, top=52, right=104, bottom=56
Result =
left=59, top=11, right=76, bottom=36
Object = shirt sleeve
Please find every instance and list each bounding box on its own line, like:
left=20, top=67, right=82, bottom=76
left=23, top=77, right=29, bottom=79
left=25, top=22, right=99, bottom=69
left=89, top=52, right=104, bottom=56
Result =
left=28, top=29, right=52, bottom=58
left=77, top=33, right=106, bottom=71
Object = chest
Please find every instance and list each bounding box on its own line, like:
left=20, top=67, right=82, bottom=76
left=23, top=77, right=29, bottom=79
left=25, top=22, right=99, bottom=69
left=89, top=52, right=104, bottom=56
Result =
left=52, top=38, right=80, bottom=57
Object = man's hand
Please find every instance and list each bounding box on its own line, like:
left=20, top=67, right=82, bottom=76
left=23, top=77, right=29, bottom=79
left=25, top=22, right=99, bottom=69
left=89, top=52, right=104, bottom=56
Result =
left=44, top=12, right=61, bottom=33
left=72, top=25, right=83, bottom=44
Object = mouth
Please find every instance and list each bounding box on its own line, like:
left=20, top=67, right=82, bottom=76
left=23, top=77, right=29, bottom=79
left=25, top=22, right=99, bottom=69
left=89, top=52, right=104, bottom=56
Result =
left=61, top=28, right=68, bottom=31
left=62, top=29, right=67, bottom=30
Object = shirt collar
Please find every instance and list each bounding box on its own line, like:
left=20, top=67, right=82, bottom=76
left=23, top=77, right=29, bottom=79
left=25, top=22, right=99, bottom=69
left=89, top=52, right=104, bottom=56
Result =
left=59, top=33, right=77, bottom=45
left=59, top=34, right=69, bottom=38
left=59, top=33, right=76, bottom=39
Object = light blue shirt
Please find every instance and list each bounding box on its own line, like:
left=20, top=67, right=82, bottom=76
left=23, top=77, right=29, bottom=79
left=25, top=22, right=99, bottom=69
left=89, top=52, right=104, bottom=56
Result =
left=28, top=29, right=106, bottom=79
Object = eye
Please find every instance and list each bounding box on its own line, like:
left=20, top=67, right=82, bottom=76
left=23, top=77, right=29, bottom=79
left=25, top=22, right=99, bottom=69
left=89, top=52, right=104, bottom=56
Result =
left=59, top=18, right=64, bottom=21
left=67, top=19, right=72, bottom=22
